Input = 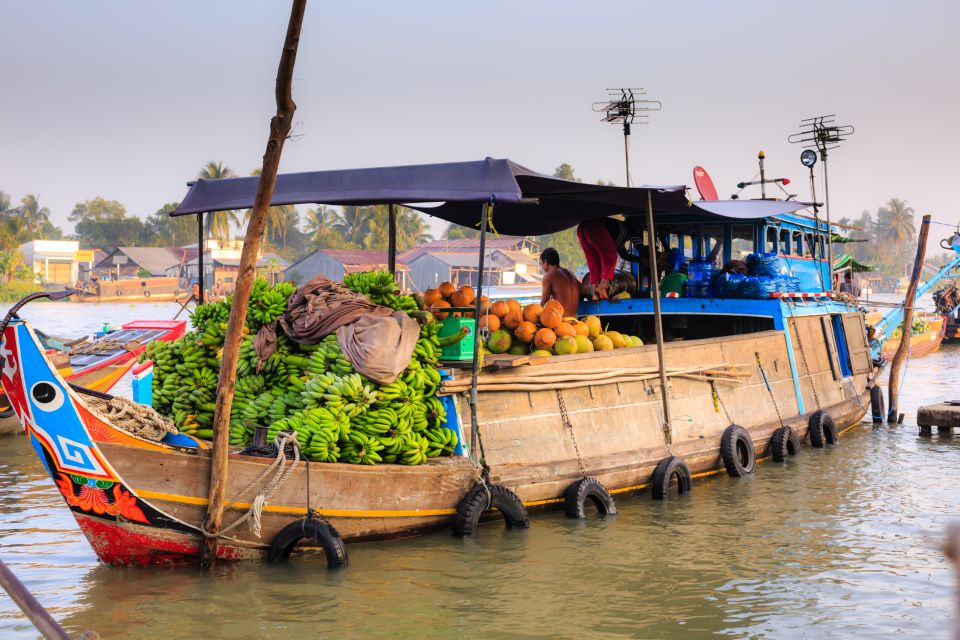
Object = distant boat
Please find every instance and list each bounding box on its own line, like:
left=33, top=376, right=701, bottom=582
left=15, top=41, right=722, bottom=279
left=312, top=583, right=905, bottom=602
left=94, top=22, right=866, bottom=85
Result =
left=75, top=277, right=185, bottom=303
left=879, top=314, right=946, bottom=360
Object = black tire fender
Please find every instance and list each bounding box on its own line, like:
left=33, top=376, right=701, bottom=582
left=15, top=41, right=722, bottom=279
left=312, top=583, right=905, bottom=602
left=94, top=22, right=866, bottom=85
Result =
left=721, top=424, right=756, bottom=477
left=808, top=411, right=838, bottom=448
left=115, top=289, right=123, bottom=297
left=268, top=517, right=348, bottom=567
left=870, top=385, right=884, bottom=423
left=143, top=290, right=151, bottom=298
left=650, top=455, right=692, bottom=500
left=563, top=477, right=616, bottom=518
left=770, top=426, right=801, bottom=462
left=452, top=483, right=529, bottom=537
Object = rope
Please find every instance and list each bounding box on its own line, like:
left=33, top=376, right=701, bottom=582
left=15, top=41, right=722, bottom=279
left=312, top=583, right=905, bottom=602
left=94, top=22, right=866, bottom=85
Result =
left=201, top=432, right=301, bottom=540
left=84, top=395, right=178, bottom=442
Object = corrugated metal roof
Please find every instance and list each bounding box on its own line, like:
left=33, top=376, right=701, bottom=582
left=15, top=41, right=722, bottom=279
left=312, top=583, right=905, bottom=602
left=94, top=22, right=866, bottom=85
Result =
left=317, top=249, right=408, bottom=266
left=96, top=247, right=181, bottom=276
left=425, top=252, right=506, bottom=268
left=399, top=237, right=527, bottom=263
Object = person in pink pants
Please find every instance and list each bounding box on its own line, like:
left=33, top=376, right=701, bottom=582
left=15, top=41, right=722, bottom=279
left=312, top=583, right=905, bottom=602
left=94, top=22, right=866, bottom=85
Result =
left=577, top=219, right=618, bottom=300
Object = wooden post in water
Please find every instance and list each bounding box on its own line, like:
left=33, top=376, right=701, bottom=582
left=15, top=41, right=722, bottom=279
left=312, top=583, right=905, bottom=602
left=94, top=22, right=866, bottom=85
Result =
left=887, top=214, right=930, bottom=423
left=202, top=0, right=308, bottom=567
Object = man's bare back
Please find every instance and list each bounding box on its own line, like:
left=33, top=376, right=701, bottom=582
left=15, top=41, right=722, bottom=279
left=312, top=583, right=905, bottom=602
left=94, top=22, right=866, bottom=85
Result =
left=541, top=266, right=581, bottom=317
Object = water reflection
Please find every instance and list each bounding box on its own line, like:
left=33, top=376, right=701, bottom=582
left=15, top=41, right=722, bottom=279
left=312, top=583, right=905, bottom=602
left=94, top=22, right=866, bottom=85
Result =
left=0, top=303, right=956, bottom=638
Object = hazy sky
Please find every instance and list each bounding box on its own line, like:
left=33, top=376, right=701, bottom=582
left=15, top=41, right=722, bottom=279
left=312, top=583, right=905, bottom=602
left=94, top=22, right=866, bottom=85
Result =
left=3, top=1, right=959, bottom=240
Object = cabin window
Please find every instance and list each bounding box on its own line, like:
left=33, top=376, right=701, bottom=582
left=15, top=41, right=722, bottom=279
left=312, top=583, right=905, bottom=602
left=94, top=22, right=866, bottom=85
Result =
left=731, top=225, right=754, bottom=260
left=702, top=225, right=724, bottom=267
left=830, top=315, right=853, bottom=376
left=819, top=236, right=826, bottom=259
left=779, top=229, right=790, bottom=254
left=792, top=231, right=803, bottom=255
left=766, top=227, right=778, bottom=253
left=804, top=233, right=815, bottom=257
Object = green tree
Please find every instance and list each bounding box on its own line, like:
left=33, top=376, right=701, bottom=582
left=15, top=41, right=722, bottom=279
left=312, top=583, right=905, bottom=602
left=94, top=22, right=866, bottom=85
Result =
left=443, top=223, right=479, bottom=239
left=397, top=209, right=433, bottom=248
left=881, top=198, right=916, bottom=261
left=0, top=192, right=11, bottom=214
left=303, top=206, right=354, bottom=250
left=198, top=161, right=238, bottom=245
left=554, top=163, right=580, bottom=182
left=71, top=197, right=145, bottom=247
left=20, top=194, right=61, bottom=239
left=144, top=203, right=197, bottom=246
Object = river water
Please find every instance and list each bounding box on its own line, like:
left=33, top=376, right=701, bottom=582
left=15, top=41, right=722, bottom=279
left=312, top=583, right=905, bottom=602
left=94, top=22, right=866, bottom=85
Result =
left=1, top=300, right=958, bottom=639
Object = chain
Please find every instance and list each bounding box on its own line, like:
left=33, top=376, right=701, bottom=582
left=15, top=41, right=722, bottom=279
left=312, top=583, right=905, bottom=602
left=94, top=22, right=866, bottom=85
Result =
left=710, top=381, right=733, bottom=424
left=788, top=307, right=821, bottom=411
left=556, top=389, right=587, bottom=478
left=754, top=352, right=786, bottom=427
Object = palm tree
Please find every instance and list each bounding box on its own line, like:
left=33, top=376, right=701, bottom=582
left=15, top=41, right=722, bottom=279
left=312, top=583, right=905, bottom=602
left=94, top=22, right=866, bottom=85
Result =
left=397, top=208, right=433, bottom=250
left=333, top=206, right=374, bottom=246
left=882, top=198, right=916, bottom=260
left=197, top=161, right=238, bottom=245
left=303, top=206, right=352, bottom=249
left=20, top=194, right=51, bottom=237
left=0, top=191, right=11, bottom=214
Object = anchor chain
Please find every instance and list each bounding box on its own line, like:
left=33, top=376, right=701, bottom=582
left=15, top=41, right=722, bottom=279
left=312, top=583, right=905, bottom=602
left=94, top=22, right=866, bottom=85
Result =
left=557, top=389, right=587, bottom=478
left=710, top=381, right=733, bottom=424
left=755, top=352, right=787, bottom=427
left=788, top=310, right=822, bottom=411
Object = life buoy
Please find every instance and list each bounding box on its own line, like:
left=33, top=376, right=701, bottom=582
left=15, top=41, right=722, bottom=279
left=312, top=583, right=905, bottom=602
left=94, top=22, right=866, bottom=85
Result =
left=143, top=290, right=151, bottom=298
left=870, top=385, right=884, bottom=423
left=268, top=517, right=348, bottom=567
left=563, top=477, right=616, bottom=518
left=650, top=455, right=692, bottom=500
left=770, top=426, right=800, bottom=462
left=808, top=411, right=838, bottom=448
left=720, top=424, right=755, bottom=477
left=452, top=483, right=528, bottom=537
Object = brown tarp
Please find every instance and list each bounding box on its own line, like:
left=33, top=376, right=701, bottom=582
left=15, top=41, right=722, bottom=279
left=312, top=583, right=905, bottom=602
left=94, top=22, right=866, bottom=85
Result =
left=254, top=275, right=418, bottom=384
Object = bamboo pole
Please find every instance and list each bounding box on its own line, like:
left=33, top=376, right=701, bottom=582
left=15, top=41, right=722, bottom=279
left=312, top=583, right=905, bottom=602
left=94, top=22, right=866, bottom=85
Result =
left=645, top=190, right=672, bottom=443
left=887, top=214, right=931, bottom=423
left=202, top=0, right=308, bottom=568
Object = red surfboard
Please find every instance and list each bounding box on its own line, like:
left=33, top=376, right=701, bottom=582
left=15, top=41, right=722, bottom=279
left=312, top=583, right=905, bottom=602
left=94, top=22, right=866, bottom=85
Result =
left=693, top=166, right=719, bottom=201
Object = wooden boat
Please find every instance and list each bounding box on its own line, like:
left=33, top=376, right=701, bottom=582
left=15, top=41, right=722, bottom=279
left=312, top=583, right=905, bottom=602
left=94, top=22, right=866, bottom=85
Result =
left=0, top=320, right=185, bottom=435
left=0, top=158, right=882, bottom=566
left=879, top=315, right=946, bottom=360
left=0, top=294, right=876, bottom=565
left=75, top=277, right=184, bottom=303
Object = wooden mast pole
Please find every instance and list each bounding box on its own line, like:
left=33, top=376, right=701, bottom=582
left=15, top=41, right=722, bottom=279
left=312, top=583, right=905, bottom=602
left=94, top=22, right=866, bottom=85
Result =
left=887, top=214, right=930, bottom=423
left=202, top=0, right=308, bottom=567
left=645, top=191, right=672, bottom=443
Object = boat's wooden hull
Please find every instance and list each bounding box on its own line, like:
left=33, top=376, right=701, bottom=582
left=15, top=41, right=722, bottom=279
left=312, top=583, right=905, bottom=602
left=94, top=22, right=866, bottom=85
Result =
left=1, top=311, right=875, bottom=565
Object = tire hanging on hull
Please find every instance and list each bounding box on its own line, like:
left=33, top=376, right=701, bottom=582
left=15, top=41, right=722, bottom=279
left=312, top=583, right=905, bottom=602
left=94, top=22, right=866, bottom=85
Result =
left=563, top=477, right=616, bottom=518
left=721, top=424, right=756, bottom=477
left=770, top=426, right=801, bottom=462
left=453, top=483, right=529, bottom=537
left=650, top=455, right=692, bottom=500
left=808, top=411, right=838, bottom=448
left=870, top=385, right=885, bottom=423
left=268, top=517, right=348, bottom=567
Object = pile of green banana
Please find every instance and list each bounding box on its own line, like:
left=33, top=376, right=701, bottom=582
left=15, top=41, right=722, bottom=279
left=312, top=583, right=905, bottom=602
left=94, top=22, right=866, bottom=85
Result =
left=139, top=274, right=468, bottom=466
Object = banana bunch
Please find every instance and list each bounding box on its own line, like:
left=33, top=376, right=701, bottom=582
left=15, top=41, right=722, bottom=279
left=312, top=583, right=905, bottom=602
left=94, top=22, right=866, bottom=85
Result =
left=340, top=431, right=384, bottom=465
left=425, top=426, right=458, bottom=458
left=344, top=270, right=420, bottom=312
left=320, top=374, right=378, bottom=418
left=246, top=278, right=295, bottom=329
left=190, top=298, right=231, bottom=335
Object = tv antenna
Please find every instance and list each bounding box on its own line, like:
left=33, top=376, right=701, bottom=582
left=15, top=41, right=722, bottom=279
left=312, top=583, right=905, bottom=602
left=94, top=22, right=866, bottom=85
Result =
left=788, top=114, right=855, bottom=288
left=592, top=88, right=661, bottom=187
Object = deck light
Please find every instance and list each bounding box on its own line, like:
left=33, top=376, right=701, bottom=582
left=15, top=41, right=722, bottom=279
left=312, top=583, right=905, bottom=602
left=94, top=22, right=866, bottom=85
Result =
left=800, top=149, right=817, bottom=168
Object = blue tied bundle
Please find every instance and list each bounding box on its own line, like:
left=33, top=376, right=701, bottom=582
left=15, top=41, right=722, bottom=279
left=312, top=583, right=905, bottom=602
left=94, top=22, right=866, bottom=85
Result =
left=746, top=252, right=790, bottom=278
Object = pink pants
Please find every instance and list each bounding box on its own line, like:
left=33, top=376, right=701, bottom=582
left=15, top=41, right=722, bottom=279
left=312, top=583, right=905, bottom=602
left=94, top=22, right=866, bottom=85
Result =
left=577, top=220, right=617, bottom=285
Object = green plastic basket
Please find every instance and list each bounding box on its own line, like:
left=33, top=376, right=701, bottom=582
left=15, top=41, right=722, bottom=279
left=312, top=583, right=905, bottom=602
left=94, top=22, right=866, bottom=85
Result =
left=438, top=317, right=476, bottom=361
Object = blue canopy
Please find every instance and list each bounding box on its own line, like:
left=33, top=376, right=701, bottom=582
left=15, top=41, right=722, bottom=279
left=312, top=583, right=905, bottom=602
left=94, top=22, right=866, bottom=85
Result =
left=171, top=157, right=811, bottom=236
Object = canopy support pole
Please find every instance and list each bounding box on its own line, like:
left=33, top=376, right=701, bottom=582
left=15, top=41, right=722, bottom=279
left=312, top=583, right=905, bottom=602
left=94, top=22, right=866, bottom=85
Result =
left=388, top=204, right=397, bottom=276
left=822, top=151, right=835, bottom=289
left=196, top=213, right=205, bottom=304
left=645, top=191, right=672, bottom=444
left=468, top=201, right=492, bottom=464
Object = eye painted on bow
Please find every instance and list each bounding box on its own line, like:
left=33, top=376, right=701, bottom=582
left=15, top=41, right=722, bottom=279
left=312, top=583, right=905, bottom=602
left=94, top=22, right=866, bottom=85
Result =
left=30, top=382, right=65, bottom=412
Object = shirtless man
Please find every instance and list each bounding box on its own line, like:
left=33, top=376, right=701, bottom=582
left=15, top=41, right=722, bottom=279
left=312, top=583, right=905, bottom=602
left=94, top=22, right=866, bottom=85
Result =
left=539, top=247, right=581, bottom=316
